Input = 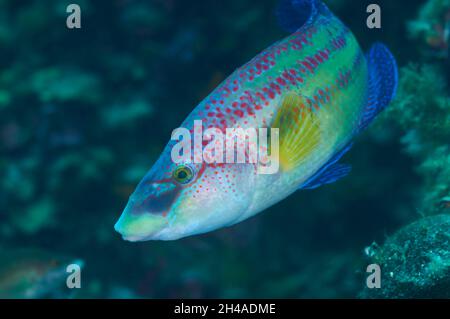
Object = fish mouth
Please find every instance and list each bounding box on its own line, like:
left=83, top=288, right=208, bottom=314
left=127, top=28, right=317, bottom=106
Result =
left=114, top=181, right=182, bottom=242
left=114, top=217, right=188, bottom=241
left=114, top=205, right=168, bottom=242
left=114, top=219, right=165, bottom=242
left=119, top=232, right=159, bottom=242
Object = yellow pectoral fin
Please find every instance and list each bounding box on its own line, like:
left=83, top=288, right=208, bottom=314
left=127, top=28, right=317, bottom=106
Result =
left=271, top=93, right=321, bottom=171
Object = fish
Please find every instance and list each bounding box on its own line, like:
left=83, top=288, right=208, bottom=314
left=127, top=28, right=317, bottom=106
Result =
left=440, top=196, right=450, bottom=209
left=0, top=248, right=83, bottom=298
left=114, top=0, right=398, bottom=241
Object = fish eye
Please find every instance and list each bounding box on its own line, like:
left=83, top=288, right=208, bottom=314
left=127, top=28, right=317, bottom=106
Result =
left=172, top=165, right=195, bottom=184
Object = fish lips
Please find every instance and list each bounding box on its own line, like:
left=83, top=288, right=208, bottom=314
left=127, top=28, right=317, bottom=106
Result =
left=114, top=186, right=181, bottom=241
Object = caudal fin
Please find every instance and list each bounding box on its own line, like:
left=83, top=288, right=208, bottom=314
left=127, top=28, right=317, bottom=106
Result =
left=357, top=43, right=398, bottom=132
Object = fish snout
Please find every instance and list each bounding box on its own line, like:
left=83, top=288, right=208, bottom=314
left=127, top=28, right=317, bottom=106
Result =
left=114, top=200, right=168, bottom=241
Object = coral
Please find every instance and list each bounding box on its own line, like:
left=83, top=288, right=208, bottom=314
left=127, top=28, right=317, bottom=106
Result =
left=101, top=98, right=154, bottom=129
left=362, top=63, right=449, bottom=297
left=360, top=214, right=450, bottom=298
left=120, top=2, right=168, bottom=36
left=360, top=62, right=450, bottom=298
left=407, top=0, right=450, bottom=58
left=29, top=67, right=101, bottom=103
left=385, top=64, right=450, bottom=215
left=0, top=89, right=11, bottom=108
left=11, top=197, right=55, bottom=235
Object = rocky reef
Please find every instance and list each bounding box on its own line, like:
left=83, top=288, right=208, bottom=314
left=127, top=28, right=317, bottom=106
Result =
left=361, top=214, right=450, bottom=298
left=359, top=0, right=450, bottom=296
left=387, top=64, right=449, bottom=216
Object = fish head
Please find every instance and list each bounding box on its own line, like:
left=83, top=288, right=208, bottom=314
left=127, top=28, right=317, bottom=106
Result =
left=114, top=143, right=256, bottom=241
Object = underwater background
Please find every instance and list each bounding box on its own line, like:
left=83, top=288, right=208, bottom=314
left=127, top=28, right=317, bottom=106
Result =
left=0, top=0, right=449, bottom=298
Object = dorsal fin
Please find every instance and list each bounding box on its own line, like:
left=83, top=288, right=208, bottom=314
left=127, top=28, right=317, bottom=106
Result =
left=271, top=93, right=321, bottom=171
left=276, top=0, right=330, bottom=33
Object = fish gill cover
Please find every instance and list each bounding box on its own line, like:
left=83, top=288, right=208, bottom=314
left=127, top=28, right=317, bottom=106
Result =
left=0, top=0, right=448, bottom=298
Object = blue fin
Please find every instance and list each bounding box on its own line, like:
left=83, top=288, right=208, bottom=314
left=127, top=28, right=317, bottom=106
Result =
left=276, top=0, right=325, bottom=33
left=299, top=143, right=353, bottom=190
left=300, top=163, right=351, bottom=190
left=357, top=43, right=398, bottom=132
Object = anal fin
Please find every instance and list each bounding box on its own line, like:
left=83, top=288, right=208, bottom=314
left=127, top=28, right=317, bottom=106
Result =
left=299, top=143, right=353, bottom=190
left=300, top=163, right=351, bottom=189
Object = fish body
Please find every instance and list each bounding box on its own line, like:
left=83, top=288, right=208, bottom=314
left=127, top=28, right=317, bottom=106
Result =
left=114, top=0, right=398, bottom=241
left=0, top=248, right=83, bottom=298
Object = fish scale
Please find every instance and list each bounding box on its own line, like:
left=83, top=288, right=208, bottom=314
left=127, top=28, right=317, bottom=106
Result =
left=187, top=18, right=353, bottom=135
left=114, top=0, right=398, bottom=241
